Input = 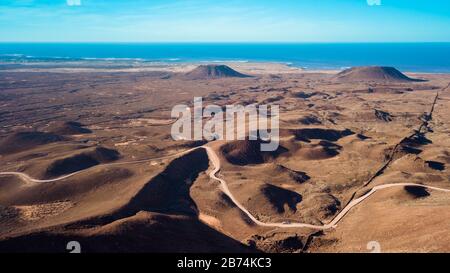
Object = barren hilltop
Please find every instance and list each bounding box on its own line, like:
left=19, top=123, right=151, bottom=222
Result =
left=184, top=64, right=251, bottom=80
left=334, top=66, right=424, bottom=82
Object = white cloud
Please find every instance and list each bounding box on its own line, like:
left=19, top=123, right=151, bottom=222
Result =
left=67, top=0, right=82, bottom=6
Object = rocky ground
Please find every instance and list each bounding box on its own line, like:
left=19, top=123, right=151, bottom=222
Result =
left=0, top=64, right=449, bottom=253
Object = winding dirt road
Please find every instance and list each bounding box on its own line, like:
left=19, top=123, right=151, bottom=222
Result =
left=0, top=149, right=198, bottom=184
left=204, top=146, right=450, bottom=230
left=1, top=145, right=449, bottom=230
left=0, top=171, right=83, bottom=184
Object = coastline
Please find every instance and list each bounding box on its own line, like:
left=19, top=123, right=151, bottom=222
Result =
left=2, top=42, right=450, bottom=74
left=1, top=61, right=449, bottom=75
left=0, top=61, right=301, bottom=74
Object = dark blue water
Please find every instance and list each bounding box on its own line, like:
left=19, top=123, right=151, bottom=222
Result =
left=1, top=43, right=450, bottom=72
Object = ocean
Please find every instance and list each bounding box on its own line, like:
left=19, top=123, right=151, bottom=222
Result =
left=1, top=43, right=450, bottom=73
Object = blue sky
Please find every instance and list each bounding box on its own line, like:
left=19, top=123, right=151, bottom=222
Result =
left=0, top=0, right=449, bottom=42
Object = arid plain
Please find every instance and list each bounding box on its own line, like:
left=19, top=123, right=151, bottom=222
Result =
left=0, top=63, right=449, bottom=253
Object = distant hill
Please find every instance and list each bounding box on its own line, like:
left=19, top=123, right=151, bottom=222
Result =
left=334, top=66, right=424, bottom=82
left=45, top=147, right=120, bottom=178
left=0, top=131, right=65, bottom=155
left=46, top=121, right=92, bottom=135
left=184, top=64, right=251, bottom=80
left=220, top=139, right=287, bottom=165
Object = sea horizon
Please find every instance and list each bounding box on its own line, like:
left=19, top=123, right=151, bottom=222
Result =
left=1, top=42, right=450, bottom=73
